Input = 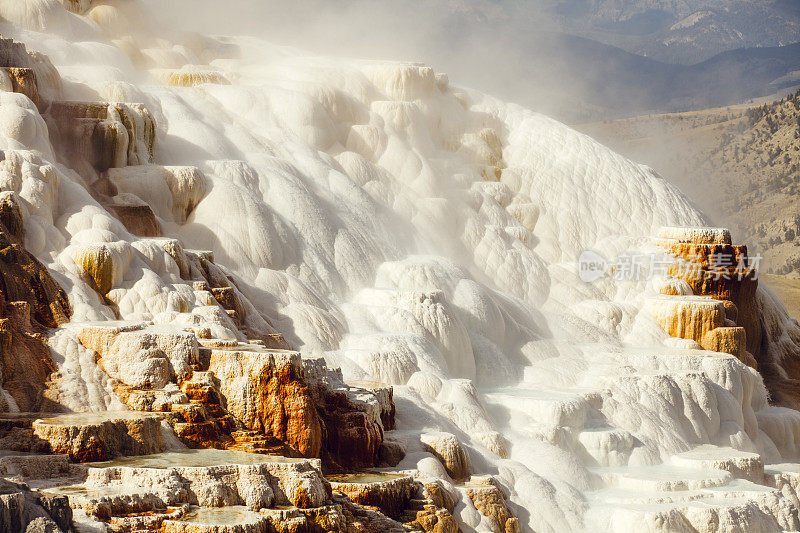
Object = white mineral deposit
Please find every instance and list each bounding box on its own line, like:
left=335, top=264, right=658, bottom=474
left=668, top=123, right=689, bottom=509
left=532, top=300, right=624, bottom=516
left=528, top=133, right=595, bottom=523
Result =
left=0, top=1, right=799, bottom=532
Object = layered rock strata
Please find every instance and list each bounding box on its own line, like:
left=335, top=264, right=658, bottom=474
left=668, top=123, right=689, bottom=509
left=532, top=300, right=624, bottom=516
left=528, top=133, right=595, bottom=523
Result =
left=32, top=412, right=166, bottom=462
left=0, top=194, right=71, bottom=413
left=0, top=478, right=72, bottom=533
left=47, top=101, right=156, bottom=177
left=207, top=347, right=322, bottom=458
left=305, top=362, right=393, bottom=471
left=462, top=476, right=521, bottom=533
left=0, top=192, right=71, bottom=328
left=327, top=472, right=415, bottom=519
left=0, top=36, right=62, bottom=108
left=650, top=226, right=759, bottom=369
left=74, top=323, right=392, bottom=473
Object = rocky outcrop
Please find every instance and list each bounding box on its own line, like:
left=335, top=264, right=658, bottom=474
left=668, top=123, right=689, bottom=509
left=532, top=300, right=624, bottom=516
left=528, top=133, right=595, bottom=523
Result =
left=107, top=165, right=207, bottom=225
left=160, top=508, right=268, bottom=533
left=0, top=192, right=71, bottom=328
left=651, top=226, right=759, bottom=369
left=410, top=505, right=459, bottom=533
left=207, top=348, right=322, bottom=459
left=0, top=299, right=59, bottom=413
left=32, top=412, right=166, bottom=462
left=0, top=479, right=72, bottom=533
left=47, top=101, right=156, bottom=177
left=56, top=450, right=331, bottom=516
left=420, top=432, right=470, bottom=482
left=2, top=67, right=38, bottom=107
left=79, top=323, right=196, bottom=390
left=0, top=36, right=62, bottom=108
left=108, top=195, right=162, bottom=237
left=74, top=323, right=393, bottom=471
left=172, top=370, right=237, bottom=449
left=657, top=227, right=761, bottom=354
left=327, top=472, right=415, bottom=519
left=0, top=195, right=70, bottom=412
left=305, top=362, right=393, bottom=471
left=462, top=476, right=521, bottom=533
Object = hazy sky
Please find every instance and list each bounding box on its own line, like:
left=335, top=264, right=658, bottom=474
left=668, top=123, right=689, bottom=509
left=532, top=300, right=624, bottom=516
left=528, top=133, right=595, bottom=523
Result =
left=142, top=0, right=800, bottom=122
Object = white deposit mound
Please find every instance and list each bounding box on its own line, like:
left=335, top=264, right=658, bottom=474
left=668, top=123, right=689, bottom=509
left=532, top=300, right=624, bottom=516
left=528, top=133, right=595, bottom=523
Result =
left=3, top=1, right=800, bottom=532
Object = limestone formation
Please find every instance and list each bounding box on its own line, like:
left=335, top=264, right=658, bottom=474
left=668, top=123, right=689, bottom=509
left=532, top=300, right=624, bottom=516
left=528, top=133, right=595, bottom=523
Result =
left=420, top=432, right=470, bottom=481
left=73, top=244, right=116, bottom=296
left=2, top=67, right=39, bottom=108
left=0, top=37, right=31, bottom=71
left=261, top=504, right=348, bottom=532
left=69, top=450, right=330, bottom=512
left=702, top=326, right=758, bottom=368
left=108, top=195, right=162, bottom=237
left=207, top=347, right=323, bottom=458
left=0, top=203, right=71, bottom=328
left=305, top=361, right=392, bottom=471
left=0, top=191, right=24, bottom=242
left=154, top=69, right=230, bottom=87
left=0, top=299, right=58, bottom=413
left=0, top=36, right=61, bottom=108
left=160, top=508, right=268, bottom=533
left=47, top=101, right=156, bottom=176
left=11, top=4, right=800, bottom=530
left=651, top=227, right=760, bottom=369
left=79, top=323, right=197, bottom=390
left=0, top=479, right=72, bottom=533
left=327, top=472, right=415, bottom=519
left=32, top=412, right=166, bottom=462
left=409, top=504, right=459, bottom=533
left=646, top=295, right=725, bottom=343
left=172, top=370, right=237, bottom=449
left=108, top=165, right=207, bottom=225
left=463, top=476, right=521, bottom=533
left=0, top=203, right=70, bottom=412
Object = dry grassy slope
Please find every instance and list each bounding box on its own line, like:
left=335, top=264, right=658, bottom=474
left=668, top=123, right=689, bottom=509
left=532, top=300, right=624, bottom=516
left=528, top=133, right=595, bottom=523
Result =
left=761, top=274, right=800, bottom=321
left=579, top=88, right=800, bottom=276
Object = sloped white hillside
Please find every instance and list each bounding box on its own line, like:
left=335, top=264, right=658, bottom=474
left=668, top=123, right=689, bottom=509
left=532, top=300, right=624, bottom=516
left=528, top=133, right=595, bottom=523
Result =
left=2, top=1, right=800, bottom=531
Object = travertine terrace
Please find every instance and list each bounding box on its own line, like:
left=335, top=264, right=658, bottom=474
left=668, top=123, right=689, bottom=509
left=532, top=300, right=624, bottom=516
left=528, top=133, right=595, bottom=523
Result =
left=2, top=1, right=800, bottom=532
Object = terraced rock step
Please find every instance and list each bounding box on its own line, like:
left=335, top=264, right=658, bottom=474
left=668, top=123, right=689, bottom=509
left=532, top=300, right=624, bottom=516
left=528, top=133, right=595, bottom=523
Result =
left=327, top=471, right=415, bottom=518
left=482, top=387, right=592, bottom=429
left=47, top=101, right=156, bottom=176
left=161, top=506, right=267, bottom=533
left=0, top=478, right=72, bottom=533
left=459, top=476, right=521, bottom=533
left=670, top=445, right=764, bottom=483
left=32, top=412, right=166, bottom=462
left=38, top=448, right=329, bottom=524
left=598, top=464, right=734, bottom=491
left=651, top=226, right=760, bottom=369
left=586, top=479, right=794, bottom=532
left=586, top=447, right=798, bottom=531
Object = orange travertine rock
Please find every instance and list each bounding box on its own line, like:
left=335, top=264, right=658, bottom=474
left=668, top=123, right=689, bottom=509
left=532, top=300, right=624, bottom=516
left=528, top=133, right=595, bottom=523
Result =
left=31, top=412, right=165, bottom=462
left=0, top=194, right=70, bottom=413
left=0, top=193, right=71, bottom=328
left=646, top=296, right=726, bottom=344
left=2, top=67, right=38, bottom=107
left=207, top=348, right=323, bottom=459
left=653, top=227, right=759, bottom=369
left=463, top=476, right=522, bottom=533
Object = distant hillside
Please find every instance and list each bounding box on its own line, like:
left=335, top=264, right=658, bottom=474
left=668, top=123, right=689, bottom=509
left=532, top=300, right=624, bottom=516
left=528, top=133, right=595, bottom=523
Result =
left=579, top=89, right=800, bottom=275
left=516, top=36, right=800, bottom=121
left=551, top=0, right=800, bottom=64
